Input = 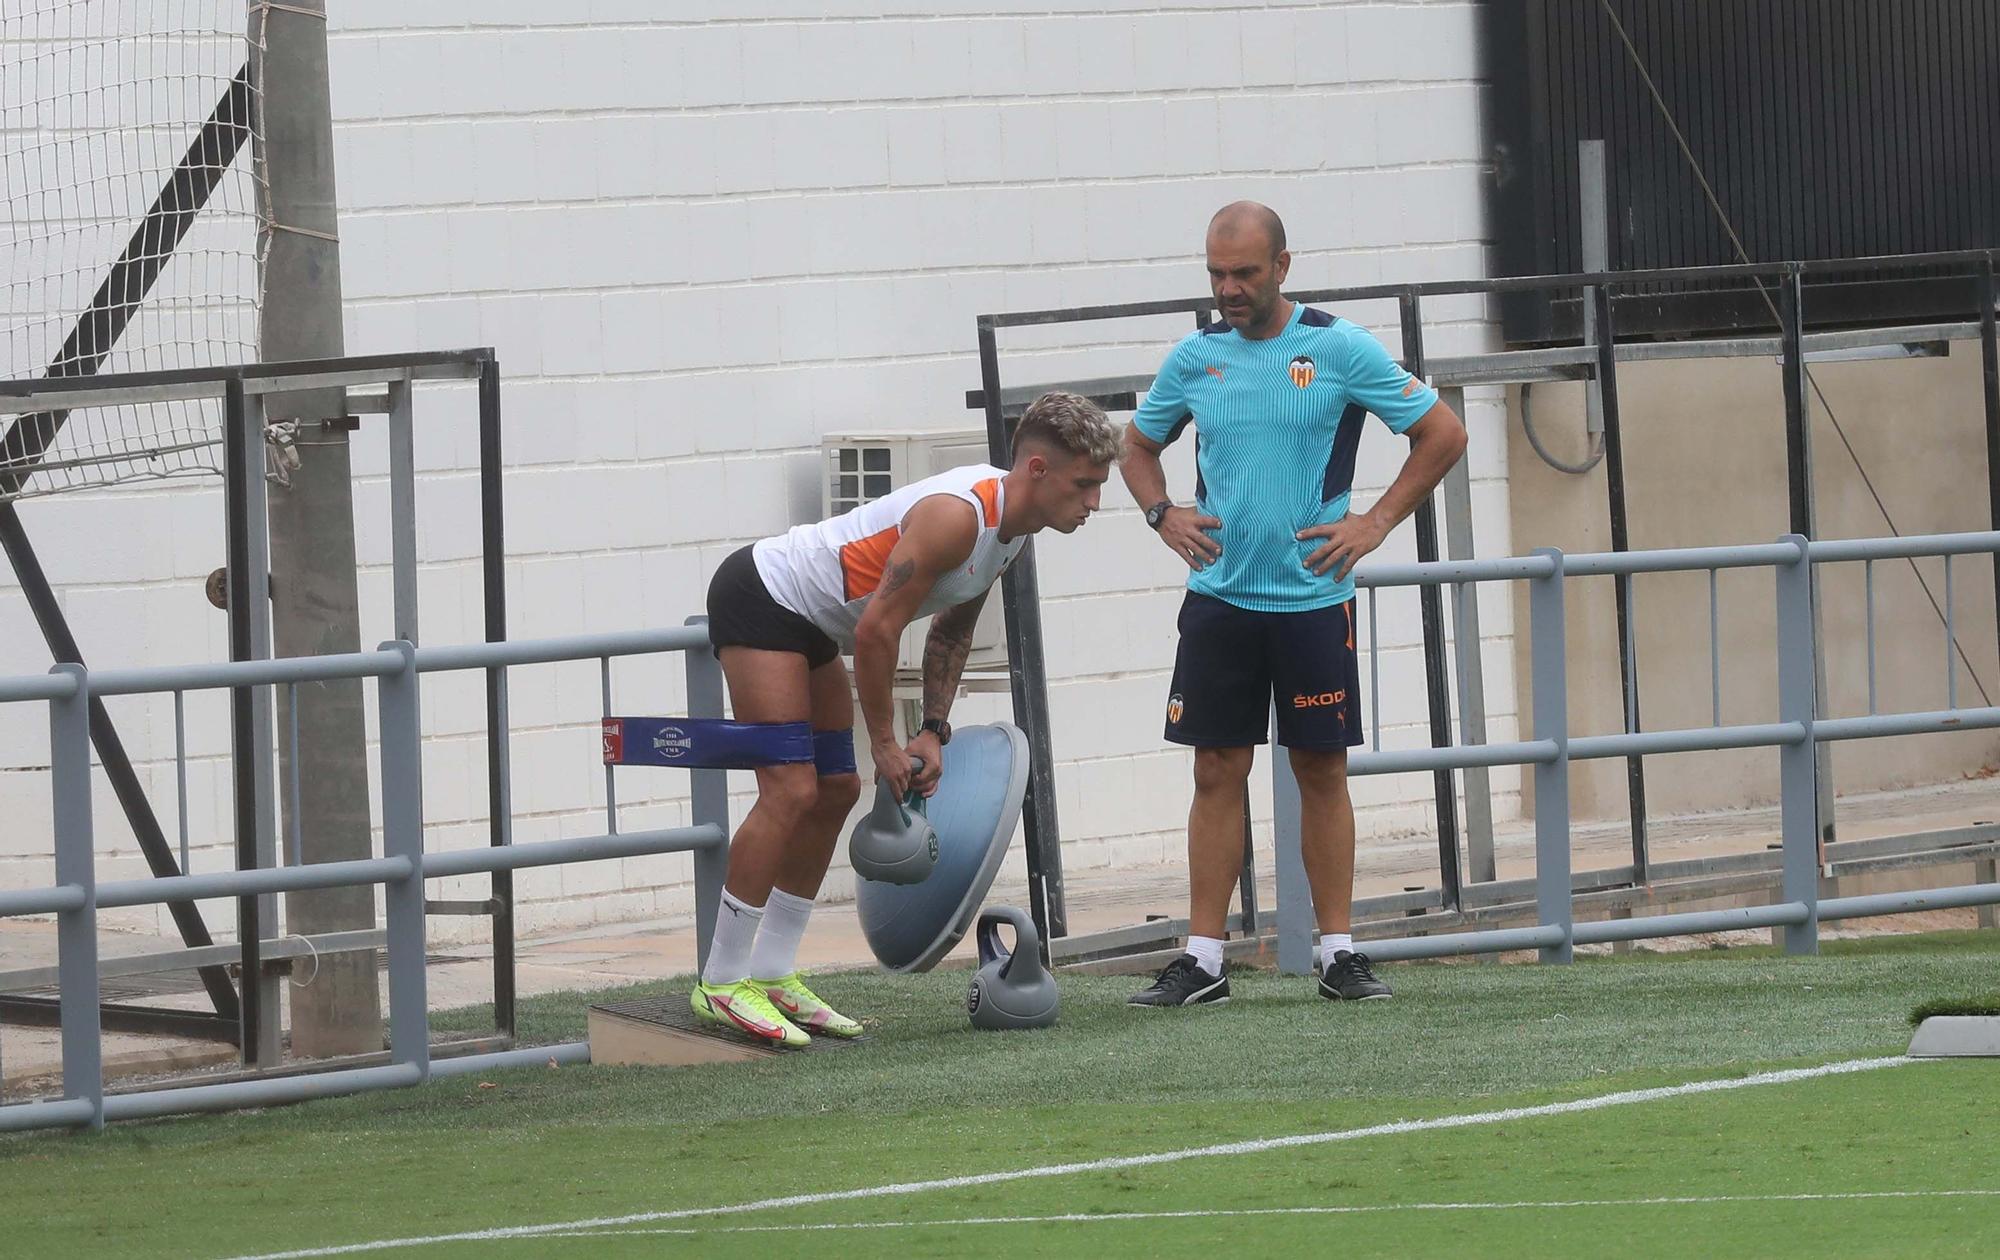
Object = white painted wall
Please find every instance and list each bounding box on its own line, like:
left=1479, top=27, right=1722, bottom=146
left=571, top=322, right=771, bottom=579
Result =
left=0, top=1, right=1513, bottom=942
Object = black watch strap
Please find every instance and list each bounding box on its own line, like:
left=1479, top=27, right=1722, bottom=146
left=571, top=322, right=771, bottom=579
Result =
left=920, top=717, right=952, bottom=745
left=1145, top=499, right=1174, bottom=530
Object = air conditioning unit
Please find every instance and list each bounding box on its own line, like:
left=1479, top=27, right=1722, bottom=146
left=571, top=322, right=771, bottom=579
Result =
left=820, top=429, right=1010, bottom=676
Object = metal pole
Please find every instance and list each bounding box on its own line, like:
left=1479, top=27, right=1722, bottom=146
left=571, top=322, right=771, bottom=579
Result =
left=478, top=356, right=516, bottom=1037
left=1776, top=536, right=1821, bottom=955
left=1980, top=256, right=2000, bottom=695
left=1528, top=552, right=1572, bottom=964
left=388, top=379, right=419, bottom=643
left=1780, top=270, right=1814, bottom=538
left=1270, top=704, right=1312, bottom=974
left=1779, top=269, right=1836, bottom=856
left=978, top=316, right=1065, bottom=957
left=684, top=618, right=730, bottom=974
left=1593, top=282, right=1649, bottom=885
left=224, top=375, right=264, bottom=1064
left=376, top=643, right=429, bottom=1077
left=1398, top=292, right=1462, bottom=908
left=1578, top=140, right=1609, bottom=445
left=49, top=664, right=104, bottom=1129
left=601, top=657, right=618, bottom=834
left=256, top=0, right=381, bottom=1059
left=1438, top=385, right=1494, bottom=883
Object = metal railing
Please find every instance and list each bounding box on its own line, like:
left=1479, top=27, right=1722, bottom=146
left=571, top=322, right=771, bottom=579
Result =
left=0, top=624, right=730, bottom=1134
left=1261, top=530, right=2000, bottom=972
left=9, top=533, right=2000, bottom=1131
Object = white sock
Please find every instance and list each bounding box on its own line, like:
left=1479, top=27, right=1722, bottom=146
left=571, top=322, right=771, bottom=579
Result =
left=747, top=887, right=815, bottom=980
left=1185, top=935, right=1225, bottom=976
left=1320, top=933, right=1355, bottom=972
left=702, top=889, right=764, bottom=985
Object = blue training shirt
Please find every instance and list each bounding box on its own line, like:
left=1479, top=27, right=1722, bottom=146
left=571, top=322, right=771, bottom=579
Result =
left=1133, top=303, right=1439, bottom=613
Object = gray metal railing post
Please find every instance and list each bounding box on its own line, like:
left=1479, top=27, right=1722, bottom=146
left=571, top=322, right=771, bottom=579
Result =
left=1981, top=255, right=2000, bottom=683
left=50, top=664, right=103, bottom=1129
left=1776, top=535, right=1821, bottom=955
left=1270, top=702, right=1313, bottom=975
left=376, top=642, right=429, bottom=1075
left=1528, top=552, right=1573, bottom=964
left=684, top=617, right=729, bottom=972
left=387, top=378, right=419, bottom=644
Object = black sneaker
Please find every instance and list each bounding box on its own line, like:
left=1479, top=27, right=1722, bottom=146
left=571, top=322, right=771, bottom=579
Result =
left=1318, top=950, right=1392, bottom=1002
left=1127, top=954, right=1230, bottom=1007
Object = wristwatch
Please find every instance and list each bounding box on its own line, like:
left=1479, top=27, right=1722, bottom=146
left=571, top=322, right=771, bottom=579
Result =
left=920, top=717, right=952, bottom=745
left=1144, top=500, right=1174, bottom=530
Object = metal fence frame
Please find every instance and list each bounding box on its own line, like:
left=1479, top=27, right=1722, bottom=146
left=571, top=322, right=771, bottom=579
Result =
left=0, top=624, right=731, bottom=1135
left=1263, top=530, right=2000, bottom=972
left=0, top=349, right=533, bottom=1056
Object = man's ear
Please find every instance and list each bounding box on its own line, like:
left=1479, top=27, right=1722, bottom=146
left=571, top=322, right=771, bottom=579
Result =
left=1026, top=450, right=1049, bottom=479
left=1274, top=249, right=1292, bottom=284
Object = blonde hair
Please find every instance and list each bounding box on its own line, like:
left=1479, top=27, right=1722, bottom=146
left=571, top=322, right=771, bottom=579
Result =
left=1014, top=391, right=1119, bottom=466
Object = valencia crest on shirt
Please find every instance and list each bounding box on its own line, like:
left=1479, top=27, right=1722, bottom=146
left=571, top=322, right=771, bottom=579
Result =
left=1288, top=355, right=1315, bottom=388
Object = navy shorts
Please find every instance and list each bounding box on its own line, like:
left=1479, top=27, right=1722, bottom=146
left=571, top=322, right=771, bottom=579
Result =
left=1164, top=592, right=1363, bottom=751
left=706, top=544, right=842, bottom=669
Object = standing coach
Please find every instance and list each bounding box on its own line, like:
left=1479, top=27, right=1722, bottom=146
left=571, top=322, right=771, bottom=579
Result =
left=1119, top=201, right=1467, bottom=1008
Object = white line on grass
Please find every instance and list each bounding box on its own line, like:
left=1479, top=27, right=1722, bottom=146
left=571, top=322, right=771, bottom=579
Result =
left=534, top=1189, right=2000, bottom=1240
left=219, top=1055, right=1914, bottom=1260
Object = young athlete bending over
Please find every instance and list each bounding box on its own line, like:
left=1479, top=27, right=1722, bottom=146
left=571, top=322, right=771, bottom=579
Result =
left=694, top=392, right=1119, bottom=1045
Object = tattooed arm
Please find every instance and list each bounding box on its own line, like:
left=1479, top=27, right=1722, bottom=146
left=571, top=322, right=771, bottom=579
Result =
left=922, top=589, right=987, bottom=730
left=852, top=495, right=978, bottom=798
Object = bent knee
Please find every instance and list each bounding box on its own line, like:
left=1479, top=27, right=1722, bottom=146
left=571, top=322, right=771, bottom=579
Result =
left=757, top=764, right=822, bottom=819
left=815, top=771, right=862, bottom=815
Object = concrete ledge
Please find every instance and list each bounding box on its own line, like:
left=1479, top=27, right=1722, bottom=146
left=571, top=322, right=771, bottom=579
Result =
left=1908, top=1016, right=2000, bottom=1058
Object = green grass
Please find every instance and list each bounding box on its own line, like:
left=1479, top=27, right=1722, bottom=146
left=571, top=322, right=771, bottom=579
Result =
left=1910, top=993, right=2000, bottom=1024
left=6, top=930, right=1999, bottom=1259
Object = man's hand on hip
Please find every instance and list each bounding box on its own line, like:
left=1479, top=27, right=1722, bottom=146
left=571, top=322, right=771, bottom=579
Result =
left=1298, top=510, right=1389, bottom=580
left=1158, top=506, right=1224, bottom=570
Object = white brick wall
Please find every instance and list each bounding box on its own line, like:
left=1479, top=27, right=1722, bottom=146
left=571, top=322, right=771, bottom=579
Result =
left=0, top=2, right=1510, bottom=942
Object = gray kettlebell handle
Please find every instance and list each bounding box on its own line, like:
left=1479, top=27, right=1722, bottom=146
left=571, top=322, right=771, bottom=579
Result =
left=878, top=754, right=927, bottom=824
left=976, top=905, right=1040, bottom=979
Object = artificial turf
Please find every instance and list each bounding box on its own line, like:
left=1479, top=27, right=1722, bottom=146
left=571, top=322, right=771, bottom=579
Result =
left=5, top=930, right=1996, bottom=1258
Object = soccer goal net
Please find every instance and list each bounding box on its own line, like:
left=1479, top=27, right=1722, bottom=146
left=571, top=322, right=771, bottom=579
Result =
left=1, top=1, right=262, bottom=502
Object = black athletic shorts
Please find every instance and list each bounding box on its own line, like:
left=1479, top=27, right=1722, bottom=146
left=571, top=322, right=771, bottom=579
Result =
left=705, top=544, right=842, bottom=669
left=1164, top=592, right=1364, bottom=751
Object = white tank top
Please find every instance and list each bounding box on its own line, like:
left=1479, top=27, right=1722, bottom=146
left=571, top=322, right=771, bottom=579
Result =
left=752, top=463, right=1024, bottom=649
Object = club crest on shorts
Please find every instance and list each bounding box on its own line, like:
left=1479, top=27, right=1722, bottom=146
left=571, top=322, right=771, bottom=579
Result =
left=1289, top=355, right=1315, bottom=388
left=1167, top=693, right=1185, bottom=724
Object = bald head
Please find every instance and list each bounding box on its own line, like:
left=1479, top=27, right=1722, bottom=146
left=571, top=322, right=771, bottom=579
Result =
left=1207, top=201, right=1287, bottom=261
left=1204, top=201, right=1292, bottom=337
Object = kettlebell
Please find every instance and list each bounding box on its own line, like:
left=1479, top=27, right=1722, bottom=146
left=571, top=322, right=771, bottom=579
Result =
left=849, top=756, right=938, bottom=885
left=967, top=905, right=1059, bottom=1030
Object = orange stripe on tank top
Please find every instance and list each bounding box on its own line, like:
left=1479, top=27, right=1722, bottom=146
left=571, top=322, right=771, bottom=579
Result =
left=971, top=478, right=1001, bottom=528
left=840, top=524, right=901, bottom=602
